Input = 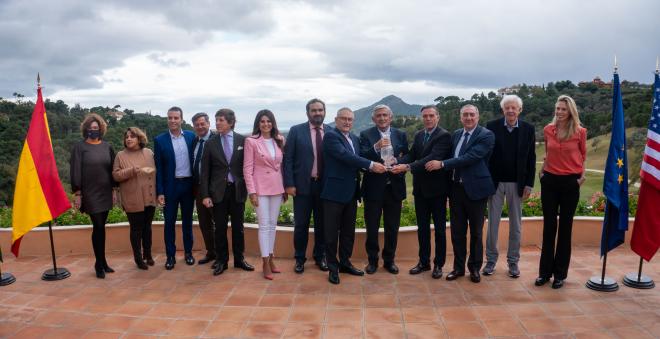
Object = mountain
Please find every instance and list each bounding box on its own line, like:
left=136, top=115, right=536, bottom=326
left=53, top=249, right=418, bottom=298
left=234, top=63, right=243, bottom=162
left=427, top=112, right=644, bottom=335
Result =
left=332, top=95, right=423, bottom=132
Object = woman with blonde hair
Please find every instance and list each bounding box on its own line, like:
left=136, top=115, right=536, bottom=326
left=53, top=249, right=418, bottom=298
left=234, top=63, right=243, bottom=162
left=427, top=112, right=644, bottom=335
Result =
left=70, top=113, right=116, bottom=278
left=243, top=109, right=287, bottom=280
left=113, top=127, right=157, bottom=270
left=536, top=95, right=587, bottom=289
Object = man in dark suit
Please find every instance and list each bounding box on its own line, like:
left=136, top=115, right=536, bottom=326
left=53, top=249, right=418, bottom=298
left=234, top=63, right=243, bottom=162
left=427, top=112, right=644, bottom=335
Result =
left=359, top=104, right=408, bottom=274
left=429, top=104, right=495, bottom=283
left=191, top=112, right=215, bottom=265
left=283, top=98, right=331, bottom=273
left=154, top=106, right=196, bottom=270
left=200, top=108, right=254, bottom=276
left=391, top=105, right=452, bottom=279
left=321, top=107, right=386, bottom=284
left=484, top=95, right=536, bottom=278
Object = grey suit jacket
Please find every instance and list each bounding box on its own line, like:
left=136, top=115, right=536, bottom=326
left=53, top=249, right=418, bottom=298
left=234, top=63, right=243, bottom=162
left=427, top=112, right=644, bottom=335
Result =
left=199, top=131, right=247, bottom=203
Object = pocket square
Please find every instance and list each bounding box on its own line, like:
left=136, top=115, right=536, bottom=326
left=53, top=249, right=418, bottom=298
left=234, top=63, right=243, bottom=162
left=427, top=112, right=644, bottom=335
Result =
left=237, top=146, right=243, bottom=150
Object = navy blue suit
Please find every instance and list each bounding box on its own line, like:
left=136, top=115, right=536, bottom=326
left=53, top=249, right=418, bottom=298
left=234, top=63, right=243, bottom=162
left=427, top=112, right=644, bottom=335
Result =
left=442, top=125, right=495, bottom=273
left=154, top=130, right=195, bottom=258
left=321, top=127, right=371, bottom=273
left=359, top=127, right=408, bottom=265
left=283, top=122, right=332, bottom=263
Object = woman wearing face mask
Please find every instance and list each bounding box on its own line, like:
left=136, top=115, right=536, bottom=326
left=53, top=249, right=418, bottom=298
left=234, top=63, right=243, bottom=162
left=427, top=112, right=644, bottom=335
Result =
left=536, top=95, right=587, bottom=289
left=70, top=113, right=117, bottom=279
left=243, top=109, right=287, bottom=280
left=113, top=127, right=157, bottom=270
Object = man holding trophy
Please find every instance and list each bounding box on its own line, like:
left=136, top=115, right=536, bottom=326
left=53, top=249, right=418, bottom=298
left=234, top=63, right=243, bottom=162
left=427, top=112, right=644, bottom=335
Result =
left=359, top=104, right=409, bottom=274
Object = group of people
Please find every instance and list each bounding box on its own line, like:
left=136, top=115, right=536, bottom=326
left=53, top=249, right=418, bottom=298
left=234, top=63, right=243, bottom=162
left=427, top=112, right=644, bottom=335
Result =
left=70, top=94, right=586, bottom=289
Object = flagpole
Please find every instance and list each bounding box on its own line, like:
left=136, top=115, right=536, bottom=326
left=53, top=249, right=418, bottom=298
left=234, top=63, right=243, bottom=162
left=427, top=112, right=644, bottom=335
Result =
left=586, top=56, right=620, bottom=292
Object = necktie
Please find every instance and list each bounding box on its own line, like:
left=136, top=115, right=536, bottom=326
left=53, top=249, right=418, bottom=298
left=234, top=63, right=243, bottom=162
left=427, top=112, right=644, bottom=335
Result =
left=453, top=132, right=471, bottom=181
left=193, top=138, right=204, bottom=181
left=315, top=127, right=323, bottom=177
left=423, top=132, right=431, bottom=145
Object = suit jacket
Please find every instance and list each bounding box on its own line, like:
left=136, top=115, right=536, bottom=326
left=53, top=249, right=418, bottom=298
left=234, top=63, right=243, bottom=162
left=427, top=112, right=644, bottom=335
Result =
left=244, top=136, right=285, bottom=196
left=443, top=125, right=496, bottom=201
left=191, top=131, right=215, bottom=187
left=486, top=118, right=536, bottom=197
left=199, top=131, right=248, bottom=203
left=359, top=126, right=408, bottom=201
left=283, top=122, right=332, bottom=195
left=398, top=126, right=452, bottom=198
left=320, top=127, right=372, bottom=204
left=154, top=130, right=194, bottom=196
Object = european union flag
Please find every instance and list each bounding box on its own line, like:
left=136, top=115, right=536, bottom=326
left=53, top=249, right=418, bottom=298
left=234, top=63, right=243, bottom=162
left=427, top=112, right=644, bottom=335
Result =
left=601, top=72, right=629, bottom=255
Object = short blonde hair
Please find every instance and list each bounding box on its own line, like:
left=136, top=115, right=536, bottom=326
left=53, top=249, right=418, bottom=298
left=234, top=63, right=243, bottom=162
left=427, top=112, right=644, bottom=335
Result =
left=124, top=127, right=148, bottom=149
left=80, top=113, right=107, bottom=138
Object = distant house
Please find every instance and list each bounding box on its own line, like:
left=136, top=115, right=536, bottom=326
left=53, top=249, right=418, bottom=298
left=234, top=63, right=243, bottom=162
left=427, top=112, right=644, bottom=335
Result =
left=107, top=110, right=125, bottom=120
left=579, top=76, right=612, bottom=89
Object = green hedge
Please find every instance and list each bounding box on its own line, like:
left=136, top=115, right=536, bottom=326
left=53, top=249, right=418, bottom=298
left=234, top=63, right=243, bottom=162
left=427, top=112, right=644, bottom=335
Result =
left=0, top=191, right=638, bottom=229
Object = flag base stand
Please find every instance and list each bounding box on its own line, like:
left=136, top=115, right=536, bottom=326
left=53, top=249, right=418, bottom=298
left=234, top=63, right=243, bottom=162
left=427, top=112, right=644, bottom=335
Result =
left=0, top=273, right=16, bottom=286
left=586, top=276, right=619, bottom=292
left=42, top=268, right=70, bottom=281
left=623, top=273, right=654, bottom=289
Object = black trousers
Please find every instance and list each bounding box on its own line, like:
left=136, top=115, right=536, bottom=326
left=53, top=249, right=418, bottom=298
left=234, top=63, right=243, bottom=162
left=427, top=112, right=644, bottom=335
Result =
left=89, top=210, right=109, bottom=269
left=293, top=180, right=325, bottom=263
left=323, top=199, right=357, bottom=273
left=364, top=185, right=402, bottom=265
left=414, top=194, right=447, bottom=267
left=195, top=194, right=215, bottom=258
left=126, top=206, right=155, bottom=262
left=212, top=183, right=246, bottom=265
left=539, top=172, right=580, bottom=280
left=449, top=182, right=486, bottom=273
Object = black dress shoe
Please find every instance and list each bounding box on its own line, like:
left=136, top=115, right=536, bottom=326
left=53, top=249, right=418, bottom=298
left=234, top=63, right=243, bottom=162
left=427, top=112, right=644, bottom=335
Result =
left=339, top=264, right=364, bottom=276
left=384, top=263, right=399, bottom=275
left=234, top=260, right=255, bottom=271
left=365, top=263, right=378, bottom=274
left=328, top=271, right=340, bottom=284
left=135, top=259, right=148, bottom=270
left=198, top=255, right=215, bottom=265
left=144, top=255, right=155, bottom=266
left=431, top=266, right=443, bottom=279
left=165, top=257, right=176, bottom=270
left=294, top=261, right=305, bottom=274
left=446, top=270, right=465, bottom=281
left=95, top=268, right=105, bottom=279
left=211, top=261, right=219, bottom=270
left=551, top=278, right=564, bottom=289
left=213, top=263, right=227, bottom=276
left=316, top=258, right=329, bottom=272
left=534, top=276, right=550, bottom=286
left=470, top=271, right=481, bottom=283
left=185, top=253, right=195, bottom=265
left=409, top=262, right=431, bottom=275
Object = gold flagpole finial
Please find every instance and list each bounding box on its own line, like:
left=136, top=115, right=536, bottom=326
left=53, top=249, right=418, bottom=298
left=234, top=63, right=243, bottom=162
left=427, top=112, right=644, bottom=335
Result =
left=37, top=73, right=41, bottom=88
left=614, top=55, right=618, bottom=74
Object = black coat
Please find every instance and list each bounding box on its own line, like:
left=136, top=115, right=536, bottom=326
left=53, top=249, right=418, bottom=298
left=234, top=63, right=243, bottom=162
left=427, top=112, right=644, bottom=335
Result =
left=486, top=118, right=536, bottom=197
left=398, top=127, right=452, bottom=199
left=199, top=132, right=247, bottom=203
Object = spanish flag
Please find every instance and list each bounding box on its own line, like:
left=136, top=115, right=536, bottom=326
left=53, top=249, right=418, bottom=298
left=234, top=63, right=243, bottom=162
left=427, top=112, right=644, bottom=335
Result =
left=11, top=78, right=71, bottom=256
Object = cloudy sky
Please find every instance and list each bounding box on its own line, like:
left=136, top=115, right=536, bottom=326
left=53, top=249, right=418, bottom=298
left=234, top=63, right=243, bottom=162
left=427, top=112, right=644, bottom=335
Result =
left=2, top=0, right=659, bottom=131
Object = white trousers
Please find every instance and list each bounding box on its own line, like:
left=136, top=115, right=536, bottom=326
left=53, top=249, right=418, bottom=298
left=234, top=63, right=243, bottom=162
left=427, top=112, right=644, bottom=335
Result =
left=257, top=195, right=282, bottom=258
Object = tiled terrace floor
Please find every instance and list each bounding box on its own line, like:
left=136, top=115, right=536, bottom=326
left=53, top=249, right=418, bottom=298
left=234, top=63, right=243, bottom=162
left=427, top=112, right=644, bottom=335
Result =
left=0, top=246, right=658, bottom=338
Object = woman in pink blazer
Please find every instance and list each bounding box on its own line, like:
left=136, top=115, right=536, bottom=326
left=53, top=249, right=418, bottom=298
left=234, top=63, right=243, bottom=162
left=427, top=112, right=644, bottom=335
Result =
left=244, top=109, right=287, bottom=280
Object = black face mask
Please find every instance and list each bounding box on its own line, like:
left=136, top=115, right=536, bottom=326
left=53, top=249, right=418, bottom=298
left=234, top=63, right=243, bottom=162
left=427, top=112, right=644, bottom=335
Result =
left=87, top=130, right=101, bottom=140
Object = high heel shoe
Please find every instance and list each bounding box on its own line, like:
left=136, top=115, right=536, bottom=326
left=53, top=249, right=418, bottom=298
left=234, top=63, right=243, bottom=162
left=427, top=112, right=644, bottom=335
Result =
left=103, top=264, right=115, bottom=273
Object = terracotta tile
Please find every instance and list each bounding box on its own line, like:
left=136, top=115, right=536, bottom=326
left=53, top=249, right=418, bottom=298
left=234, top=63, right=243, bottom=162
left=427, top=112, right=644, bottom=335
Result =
left=483, top=318, right=525, bottom=337
left=145, top=303, right=184, bottom=318
left=401, top=307, right=438, bottom=323
left=115, top=301, right=154, bottom=316
left=178, top=304, right=219, bottom=321
left=289, top=307, right=326, bottom=323
left=326, top=308, right=362, bottom=323
left=190, top=292, right=228, bottom=306
left=325, top=322, right=362, bottom=339
left=438, top=306, right=477, bottom=322
left=365, top=307, right=402, bottom=323
left=473, top=305, right=511, bottom=320
left=82, top=330, right=123, bottom=338
left=94, top=315, right=139, bottom=332
left=60, top=313, right=102, bottom=329
left=555, top=315, right=601, bottom=333
left=573, top=330, right=613, bottom=339
left=610, top=326, right=655, bottom=339
left=282, top=322, right=323, bottom=339
left=507, top=304, right=547, bottom=318
left=294, top=294, right=328, bottom=307
left=433, top=293, right=470, bottom=307
left=165, top=319, right=209, bottom=337
left=241, top=321, right=285, bottom=338
left=443, top=321, right=488, bottom=338
left=405, top=323, right=448, bottom=339
left=203, top=320, right=245, bottom=337
left=396, top=282, right=429, bottom=295
left=329, top=282, right=362, bottom=295
left=519, top=317, right=564, bottom=335
left=298, top=282, right=330, bottom=295
left=590, top=314, right=635, bottom=329
left=259, top=294, right=295, bottom=307
left=165, top=291, right=198, bottom=304
left=0, top=321, right=22, bottom=337
left=541, top=302, right=583, bottom=317
left=265, top=282, right=299, bottom=294
left=398, top=294, right=434, bottom=307
left=329, top=294, right=363, bottom=308
left=216, top=306, right=254, bottom=322
left=575, top=300, right=614, bottom=315
left=128, top=317, right=172, bottom=335
left=249, top=307, right=290, bottom=322
left=364, top=294, right=398, bottom=308
left=365, top=322, right=404, bottom=338
left=31, top=310, right=74, bottom=326
left=225, top=293, right=261, bottom=306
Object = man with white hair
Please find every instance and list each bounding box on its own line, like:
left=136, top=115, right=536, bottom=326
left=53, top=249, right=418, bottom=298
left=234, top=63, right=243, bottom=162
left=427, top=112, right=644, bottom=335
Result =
left=484, top=95, right=536, bottom=278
